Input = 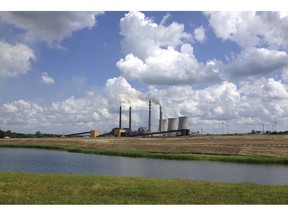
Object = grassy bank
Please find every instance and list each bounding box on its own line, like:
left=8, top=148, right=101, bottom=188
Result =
left=1, top=144, right=288, bottom=164
left=1, top=172, right=288, bottom=204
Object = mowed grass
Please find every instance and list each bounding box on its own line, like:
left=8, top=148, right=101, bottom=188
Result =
left=1, top=172, right=288, bottom=204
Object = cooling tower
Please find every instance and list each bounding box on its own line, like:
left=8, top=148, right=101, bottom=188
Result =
left=162, top=119, right=168, bottom=131
left=178, top=117, right=189, bottom=130
left=168, top=118, right=177, bottom=131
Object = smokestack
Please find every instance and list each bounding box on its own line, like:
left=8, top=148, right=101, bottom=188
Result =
left=119, top=106, right=122, bottom=129
left=129, top=106, right=132, bottom=132
left=148, top=100, right=151, bottom=132
left=158, top=105, right=163, bottom=132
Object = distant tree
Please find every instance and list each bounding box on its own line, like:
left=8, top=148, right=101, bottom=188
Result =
left=35, top=131, right=42, bottom=138
left=0, top=130, right=5, bottom=138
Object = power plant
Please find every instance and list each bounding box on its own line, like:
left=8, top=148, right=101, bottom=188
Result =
left=66, top=100, right=190, bottom=138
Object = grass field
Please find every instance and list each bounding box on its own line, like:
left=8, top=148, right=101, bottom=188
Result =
left=2, top=135, right=288, bottom=157
left=1, top=172, right=288, bottom=204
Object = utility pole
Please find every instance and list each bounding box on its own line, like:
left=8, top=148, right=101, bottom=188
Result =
left=274, top=121, right=277, bottom=132
left=221, top=122, right=224, bottom=135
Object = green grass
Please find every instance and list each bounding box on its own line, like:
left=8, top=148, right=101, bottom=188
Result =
left=0, top=172, right=288, bottom=204
left=1, top=144, right=288, bottom=165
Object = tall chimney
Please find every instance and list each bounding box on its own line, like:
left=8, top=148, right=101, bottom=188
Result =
left=158, top=105, right=163, bottom=132
left=129, top=106, right=132, bottom=132
left=148, top=100, right=151, bottom=132
left=119, top=106, right=122, bottom=129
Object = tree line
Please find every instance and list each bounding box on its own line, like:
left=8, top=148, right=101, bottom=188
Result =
left=0, top=129, right=59, bottom=138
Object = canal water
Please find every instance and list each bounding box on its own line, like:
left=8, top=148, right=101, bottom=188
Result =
left=1, top=147, right=288, bottom=185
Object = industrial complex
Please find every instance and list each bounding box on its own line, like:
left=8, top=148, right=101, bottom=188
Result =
left=67, top=100, right=190, bottom=138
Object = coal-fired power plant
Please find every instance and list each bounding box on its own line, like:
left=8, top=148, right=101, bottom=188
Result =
left=114, top=100, right=190, bottom=137
left=67, top=100, right=190, bottom=138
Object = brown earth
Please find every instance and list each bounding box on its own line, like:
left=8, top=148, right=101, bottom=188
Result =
left=1, top=135, right=288, bottom=158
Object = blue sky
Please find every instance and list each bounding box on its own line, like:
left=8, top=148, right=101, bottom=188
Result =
left=1, top=10, right=288, bottom=134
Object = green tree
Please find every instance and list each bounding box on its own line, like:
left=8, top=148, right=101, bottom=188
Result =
left=35, top=131, right=42, bottom=138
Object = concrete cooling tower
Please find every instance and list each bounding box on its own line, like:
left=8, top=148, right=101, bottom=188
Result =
left=168, top=118, right=177, bottom=131
left=162, top=119, right=168, bottom=131
left=178, top=117, right=189, bottom=130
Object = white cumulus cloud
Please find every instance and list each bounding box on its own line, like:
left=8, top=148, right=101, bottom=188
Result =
left=41, top=72, right=55, bottom=84
left=117, top=44, right=223, bottom=85
left=118, top=11, right=288, bottom=86
left=117, top=12, right=223, bottom=85
left=119, top=11, right=192, bottom=60
left=206, top=11, right=288, bottom=48
left=0, top=41, right=35, bottom=77
left=194, top=26, right=206, bottom=43
left=0, top=11, right=104, bottom=47
left=225, top=47, right=288, bottom=79
left=238, top=78, right=288, bottom=122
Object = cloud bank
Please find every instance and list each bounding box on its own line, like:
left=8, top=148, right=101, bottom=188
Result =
left=117, top=11, right=288, bottom=87
left=205, top=11, right=288, bottom=49
left=2, top=75, right=288, bottom=134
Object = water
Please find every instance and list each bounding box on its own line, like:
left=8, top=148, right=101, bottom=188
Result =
left=1, top=147, right=288, bottom=185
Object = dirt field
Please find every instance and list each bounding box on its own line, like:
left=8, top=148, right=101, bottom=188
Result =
left=1, top=135, right=288, bottom=158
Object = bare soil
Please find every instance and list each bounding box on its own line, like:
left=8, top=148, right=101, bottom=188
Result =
left=1, top=135, right=288, bottom=158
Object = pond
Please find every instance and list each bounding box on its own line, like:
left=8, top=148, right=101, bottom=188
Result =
left=1, top=147, right=288, bottom=185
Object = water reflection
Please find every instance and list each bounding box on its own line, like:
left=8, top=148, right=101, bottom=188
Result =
left=1, top=147, right=288, bottom=185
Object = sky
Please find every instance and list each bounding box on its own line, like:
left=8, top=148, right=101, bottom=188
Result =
left=1, top=9, right=288, bottom=134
